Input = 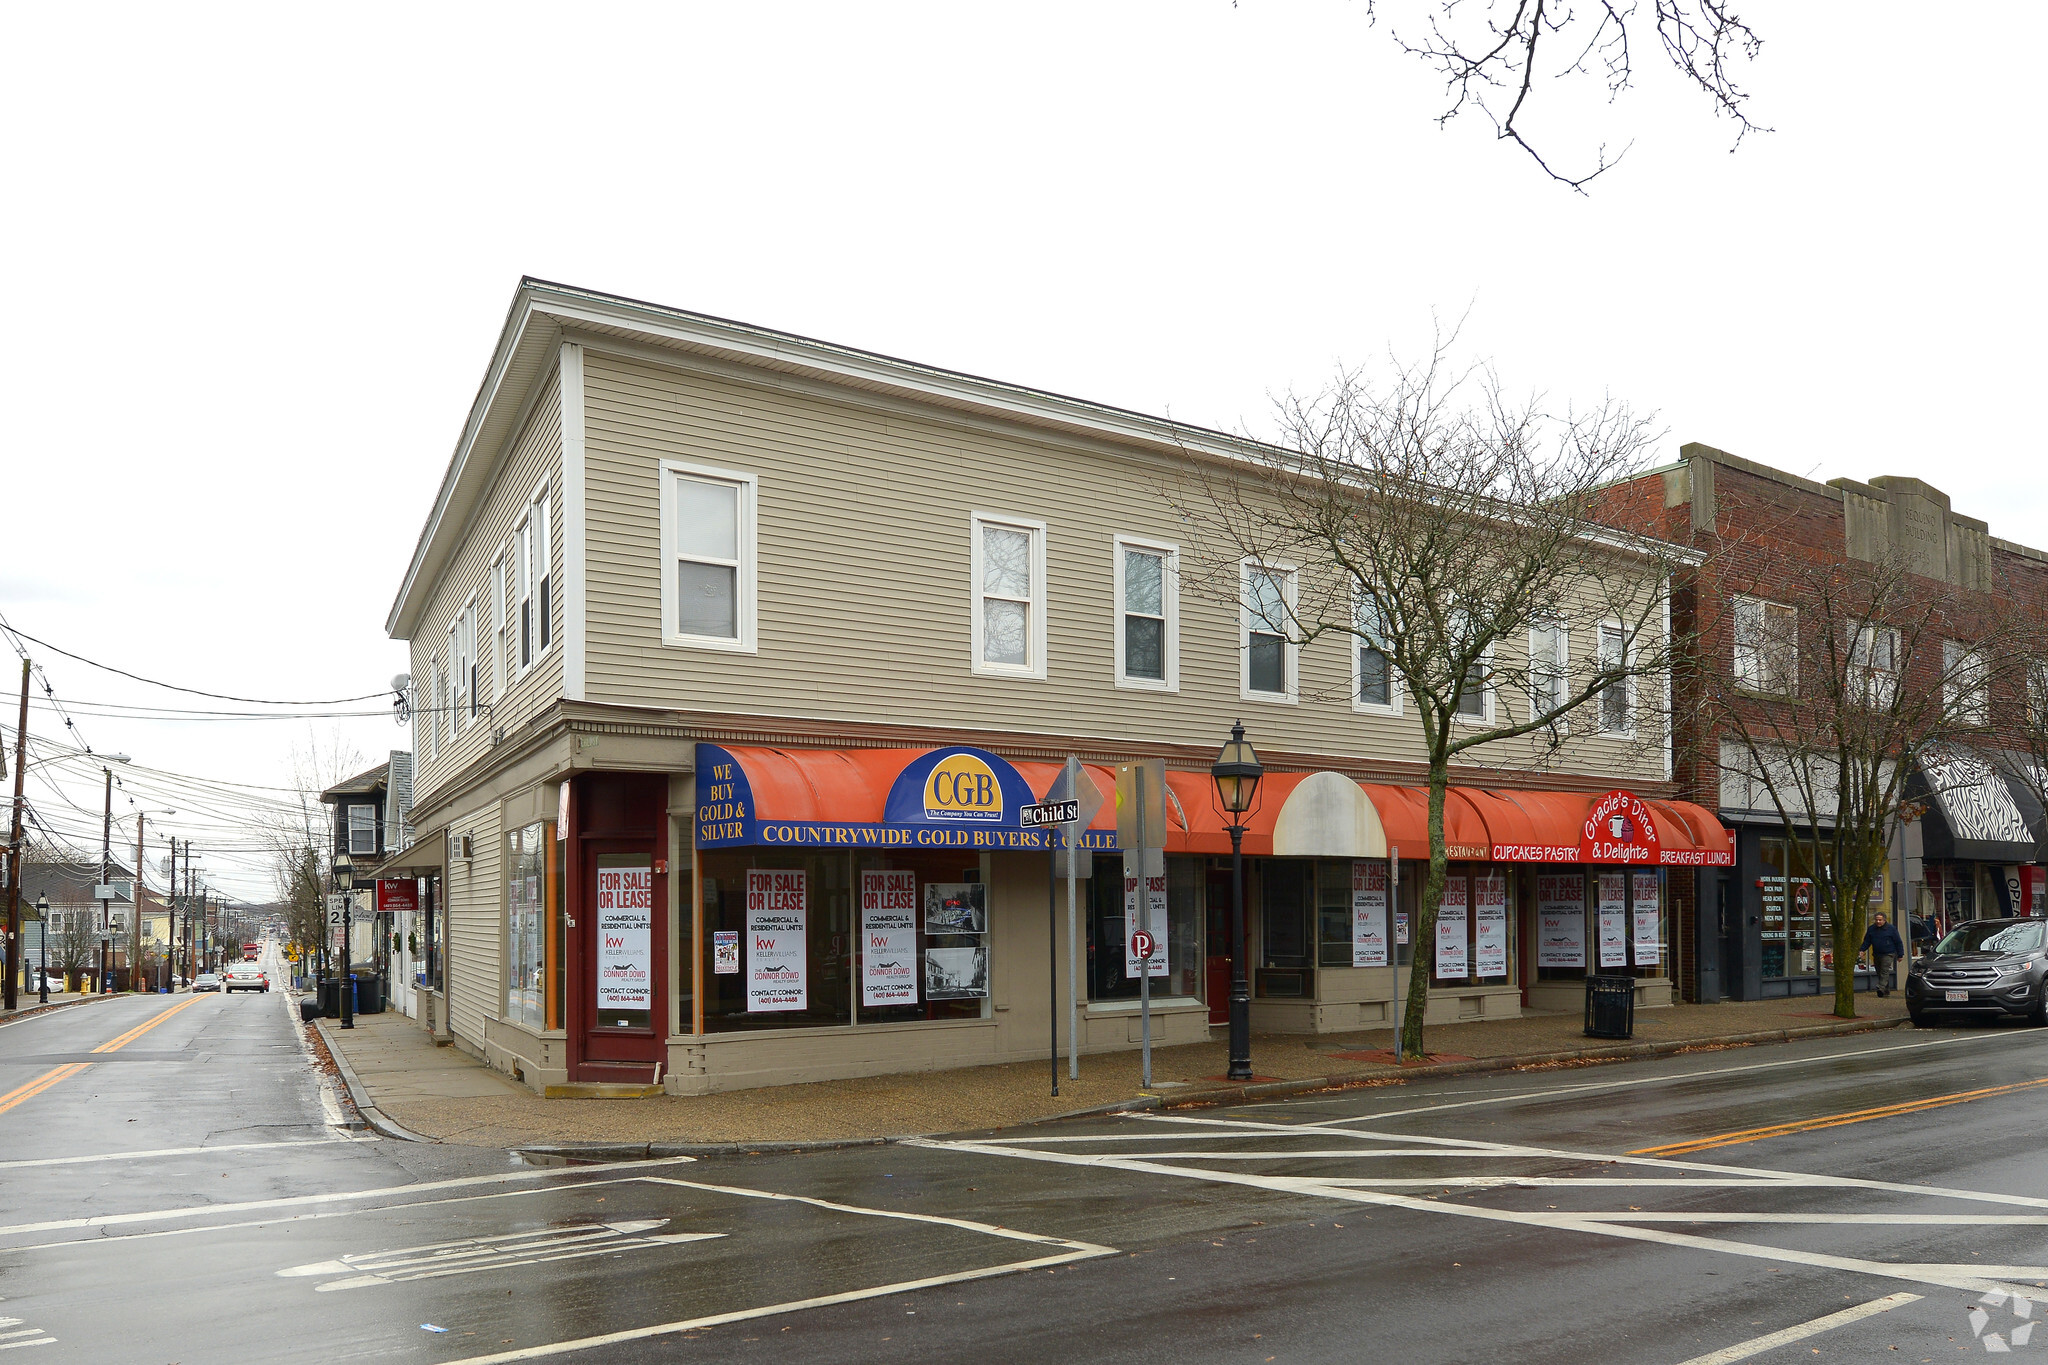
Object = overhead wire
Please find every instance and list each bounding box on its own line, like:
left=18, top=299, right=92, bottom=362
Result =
left=0, top=615, right=392, bottom=706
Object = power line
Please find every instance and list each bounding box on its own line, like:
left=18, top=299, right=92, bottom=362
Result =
left=0, top=615, right=392, bottom=706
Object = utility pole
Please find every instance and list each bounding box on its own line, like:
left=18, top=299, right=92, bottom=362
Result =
left=165, top=834, right=177, bottom=991
left=184, top=847, right=194, bottom=981
left=99, top=766, right=113, bottom=993
left=5, top=657, right=27, bottom=1011
left=133, top=813, right=147, bottom=994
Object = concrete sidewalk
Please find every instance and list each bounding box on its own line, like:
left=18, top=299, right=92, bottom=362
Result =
left=315, top=994, right=1919, bottom=1152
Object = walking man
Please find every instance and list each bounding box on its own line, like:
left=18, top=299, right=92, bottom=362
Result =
left=1862, top=912, right=1905, bottom=998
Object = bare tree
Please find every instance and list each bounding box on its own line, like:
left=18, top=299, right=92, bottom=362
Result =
left=1173, top=345, right=1685, bottom=1058
left=1696, top=538, right=2020, bottom=1019
left=51, top=907, right=97, bottom=987
left=1367, top=0, right=1769, bottom=189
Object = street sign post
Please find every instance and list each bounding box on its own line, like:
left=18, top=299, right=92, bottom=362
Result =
left=1117, top=759, right=1167, bottom=1089
left=1046, top=757, right=1105, bottom=1085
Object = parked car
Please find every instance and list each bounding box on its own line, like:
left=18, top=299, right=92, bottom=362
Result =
left=1906, top=918, right=2048, bottom=1026
left=224, top=965, right=269, bottom=994
left=191, top=973, right=223, bottom=993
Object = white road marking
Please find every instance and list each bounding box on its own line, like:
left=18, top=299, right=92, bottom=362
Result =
left=0, top=1138, right=357, bottom=1170
left=280, top=1219, right=725, bottom=1291
left=1245, top=1028, right=2036, bottom=1126
left=0, top=1155, right=698, bottom=1239
left=1671, top=1292, right=1922, bottom=1364
left=428, top=1174, right=1118, bottom=1365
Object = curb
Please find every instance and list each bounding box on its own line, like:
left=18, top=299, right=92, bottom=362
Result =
left=0, top=993, right=125, bottom=1028
left=360, top=1012, right=1917, bottom=1156
left=1150, top=1015, right=1918, bottom=1111
left=313, top=1017, right=438, bottom=1143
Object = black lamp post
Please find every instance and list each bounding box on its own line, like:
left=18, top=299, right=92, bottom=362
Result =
left=34, top=895, right=49, bottom=1002
left=332, top=852, right=355, bottom=1029
left=1211, top=721, right=1264, bottom=1083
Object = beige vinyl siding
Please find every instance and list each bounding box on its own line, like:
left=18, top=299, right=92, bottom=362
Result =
left=445, top=802, right=503, bottom=1047
left=580, top=350, right=1665, bottom=780
left=410, top=372, right=567, bottom=802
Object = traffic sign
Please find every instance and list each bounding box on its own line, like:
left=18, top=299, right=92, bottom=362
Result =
left=1130, top=929, right=1155, bottom=960
left=1020, top=800, right=1078, bottom=828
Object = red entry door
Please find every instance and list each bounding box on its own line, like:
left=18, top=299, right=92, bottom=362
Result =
left=579, top=842, right=665, bottom=1074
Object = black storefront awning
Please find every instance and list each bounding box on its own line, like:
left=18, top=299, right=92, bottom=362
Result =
left=1912, top=749, right=2047, bottom=864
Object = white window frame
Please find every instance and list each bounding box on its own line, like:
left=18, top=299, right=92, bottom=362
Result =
left=443, top=623, right=458, bottom=743
left=453, top=599, right=476, bottom=730
left=1732, top=595, right=1798, bottom=696
left=1849, top=624, right=1900, bottom=708
left=1451, top=647, right=1496, bottom=724
left=347, top=804, right=378, bottom=856
left=970, top=512, right=1048, bottom=680
left=1945, top=639, right=1990, bottom=726
left=1527, top=616, right=1569, bottom=727
left=1595, top=620, right=1635, bottom=737
left=1112, top=535, right=1178, bottom=692
left=1240, top=558, right=1299, bottom=704
left=1350, top=586, right=1401, bottom=716
left=513, top=480, right=554, bottom=676
left=426, top=654, right=442, bottom=761
left=658, top=459, right=759, bottom=654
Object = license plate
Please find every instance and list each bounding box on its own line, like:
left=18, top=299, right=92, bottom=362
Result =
left=1946, top=991, right=1970, bottom=1002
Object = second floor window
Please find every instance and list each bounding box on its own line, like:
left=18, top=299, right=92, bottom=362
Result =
left=1243, top=562, right=1296, bottom=700
left=972, top=514, right=1046, bottom=677
left=1354, top=592, right=1396, bottom=711
left=1849, top=624, right=1899, bottom=708
left=1529, top=617, right=1568, bottom=720
left=1597, top=623, right=1631, bottom=734
left=1946, top=639, right=1990, bottom=725
left=347, top=804, right=377, bottom=855
left=1733, top=596, right=1797, bottom=695
left=661, top=460, right=759, bottom=651
left=1116, top=538, right=1176, bottom=688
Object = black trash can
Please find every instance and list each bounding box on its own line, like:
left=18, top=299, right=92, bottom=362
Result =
left=355, top=973, right=385, bottom=1016
left=298, top=996, right=321, bottom=1024
left=1584, top=974, right=1636, bottom=1039
left=317, top=977, right=342, bottom=1019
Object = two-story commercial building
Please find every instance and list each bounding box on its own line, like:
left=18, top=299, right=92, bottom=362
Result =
left=383, top=279, right=1732, bottom=1095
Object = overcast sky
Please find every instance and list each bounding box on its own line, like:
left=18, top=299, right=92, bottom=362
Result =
left=4, top=3, right=2040, bottom=900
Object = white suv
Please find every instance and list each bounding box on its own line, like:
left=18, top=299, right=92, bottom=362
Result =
left=224, top=964, right=269, bottom=994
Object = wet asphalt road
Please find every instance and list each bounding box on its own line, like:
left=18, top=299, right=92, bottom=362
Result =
left=8, top=983, right=2048, bottom=1365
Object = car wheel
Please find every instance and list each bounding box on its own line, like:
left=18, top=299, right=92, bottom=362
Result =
left=1909, top=1004, right=1930, bottom=1027
left=2029, top=993, right=2048, bottom=1028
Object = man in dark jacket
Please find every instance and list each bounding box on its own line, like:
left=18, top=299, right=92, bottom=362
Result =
left=1862, top=913, right=1906, bottom=997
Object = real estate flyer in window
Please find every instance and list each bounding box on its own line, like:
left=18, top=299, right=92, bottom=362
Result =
left=594, top=862, right=653, bottom=1011
left=1536, top=874, right=1586, bottom=968
left=860, top=869, right=919, bottom=1007
left=1435, top=879, right=1469, bottom=978
left=1123, top=871, right=1169, bottom=978
left=1474, top=873, right=1508, bottom=978
left=1351, top=860, right=1389, bottom=968
left=1631, top=871, right=1661, bottom=966
left=745, top=868, right=807, bottom=1011
left=1597, top=871, right=1629, bottom=968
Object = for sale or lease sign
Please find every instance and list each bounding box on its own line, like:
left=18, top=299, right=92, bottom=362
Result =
left=745, top=869, right=807, bottom=1012
left=595, top=863, right=653, bottom=1011
left=860, top=869, right=919, bottom=1007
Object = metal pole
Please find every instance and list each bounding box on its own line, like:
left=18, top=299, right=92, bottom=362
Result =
left=100, top=766, right=112, bottom=993
left=1066, top=760, right=1081, bottom=1081
left=1137, top=764, right=1151, bottom=1090
left=1048, top=845, right=1057, bottom=1098
left=4, top=657, right=28, bottom=1012
left=340, top=887, right=354, bottom=1029
left=134, top=813, right=146, bottom=993
left=1226, top=821, right=1250, bottom=1081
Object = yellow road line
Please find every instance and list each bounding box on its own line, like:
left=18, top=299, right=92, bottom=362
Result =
left=1629, top=1075, right=2048, bottom=1156
left=0, top=1063, right=91, bottom=1117
left=90, top=995, right=205, bottom=1054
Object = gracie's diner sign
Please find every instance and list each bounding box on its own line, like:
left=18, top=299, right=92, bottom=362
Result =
left=1578, top=790, right=1661, bottom=865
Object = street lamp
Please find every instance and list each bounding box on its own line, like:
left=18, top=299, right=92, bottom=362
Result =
left=34, top=895, right=49, bottom=1001
left=1210, top=721, right=1264, bottom=1083
left=332, top=852, right=355, bottom=1029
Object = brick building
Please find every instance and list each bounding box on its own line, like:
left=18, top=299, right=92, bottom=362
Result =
left=1598, top=443, right=2048, bottom=1002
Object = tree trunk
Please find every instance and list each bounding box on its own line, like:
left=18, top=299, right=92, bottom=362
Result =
left=1831, top=886, right=1859, bottom=1019
left=1399, top=760, right=1451, bottom=1059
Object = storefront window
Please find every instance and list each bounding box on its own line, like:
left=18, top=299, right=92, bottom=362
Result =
left=505, top=821, right=560, bottom=1031
left=1759, top=838, right=1817, bottom=980
left=699, top=850, right=986, bottom=1032
left=1087, top=855, right=1202, bottom=1000
left=1262, top=861, right=1314, bottom=968
left=1531, top=869, right=1665, bottom=981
